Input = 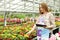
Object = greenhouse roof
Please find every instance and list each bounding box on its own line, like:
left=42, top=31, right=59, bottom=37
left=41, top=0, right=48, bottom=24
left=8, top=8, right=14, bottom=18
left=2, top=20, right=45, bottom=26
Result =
left=0, top=0, right=60, bottom=12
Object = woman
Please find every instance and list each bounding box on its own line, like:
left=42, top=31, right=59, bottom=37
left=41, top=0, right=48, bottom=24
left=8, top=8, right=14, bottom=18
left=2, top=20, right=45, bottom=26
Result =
left=26, top=3, right=55, bottom=40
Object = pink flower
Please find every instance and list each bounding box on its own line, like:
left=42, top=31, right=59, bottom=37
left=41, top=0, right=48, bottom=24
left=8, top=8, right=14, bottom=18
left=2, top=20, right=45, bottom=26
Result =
left=49, top=34, right=56, bottom=40
left=58, top=32, right=60, bottom=37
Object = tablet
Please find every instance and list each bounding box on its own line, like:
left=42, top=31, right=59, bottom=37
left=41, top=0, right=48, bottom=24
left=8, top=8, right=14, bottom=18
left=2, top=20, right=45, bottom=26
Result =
left=36, top=24, right=46, bottom=27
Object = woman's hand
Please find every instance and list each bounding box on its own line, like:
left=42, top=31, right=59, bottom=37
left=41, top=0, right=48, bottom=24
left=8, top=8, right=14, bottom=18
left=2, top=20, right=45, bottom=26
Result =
left=24, top=24, right=36, bottom=38
left=45, top=26, right=54, bottom=30
left=24, top=34, right=30, bottom=38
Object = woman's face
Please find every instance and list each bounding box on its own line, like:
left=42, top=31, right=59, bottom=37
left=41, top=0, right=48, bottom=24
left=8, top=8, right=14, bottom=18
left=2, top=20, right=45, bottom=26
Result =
left=39, top=5, right=44, bottom=14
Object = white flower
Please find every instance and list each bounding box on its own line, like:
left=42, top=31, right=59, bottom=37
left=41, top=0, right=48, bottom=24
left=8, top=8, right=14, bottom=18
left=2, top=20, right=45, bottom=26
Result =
left=55, top=33, right=60, bottom=40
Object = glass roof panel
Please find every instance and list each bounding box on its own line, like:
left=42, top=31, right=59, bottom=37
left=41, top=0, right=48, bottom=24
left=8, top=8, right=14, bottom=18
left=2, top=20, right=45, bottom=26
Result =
left=0, top=0, right=59, bottom=12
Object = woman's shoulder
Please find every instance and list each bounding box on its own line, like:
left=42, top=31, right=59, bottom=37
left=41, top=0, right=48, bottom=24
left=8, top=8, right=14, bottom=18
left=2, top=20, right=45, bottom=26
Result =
left=47, top=12, right=53, bottom=16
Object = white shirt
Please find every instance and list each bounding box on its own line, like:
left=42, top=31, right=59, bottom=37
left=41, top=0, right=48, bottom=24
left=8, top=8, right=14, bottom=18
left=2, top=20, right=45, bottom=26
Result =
left=27, top=12, right=56, bottom=34
left=36, top=12, right=55, bottom=28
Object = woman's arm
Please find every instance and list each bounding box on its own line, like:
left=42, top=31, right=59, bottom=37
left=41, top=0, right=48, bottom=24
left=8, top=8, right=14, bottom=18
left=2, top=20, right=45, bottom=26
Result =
left=26, top=16, right=39, bottom=34
left=26, top=24, right=36, bottom=34
left=46, top=13, right=56, bottom=29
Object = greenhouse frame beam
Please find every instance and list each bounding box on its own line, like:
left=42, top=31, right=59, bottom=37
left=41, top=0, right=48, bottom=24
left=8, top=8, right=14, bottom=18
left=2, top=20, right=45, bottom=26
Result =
left=22, top=0, right=39, bottom=4
left=4, top=0, right=7, bottom=26
left=27, top=1, right=39, bottom=4
left=0, top=11, right=38, bottom=13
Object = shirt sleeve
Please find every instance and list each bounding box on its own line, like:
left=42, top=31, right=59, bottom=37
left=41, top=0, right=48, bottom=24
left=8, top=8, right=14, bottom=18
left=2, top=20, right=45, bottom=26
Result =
left=49, top=13, right=56, bottom=28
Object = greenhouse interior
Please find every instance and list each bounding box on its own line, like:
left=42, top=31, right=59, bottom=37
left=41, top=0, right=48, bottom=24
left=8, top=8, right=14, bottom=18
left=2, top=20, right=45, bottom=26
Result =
left=0, top=0, right=60, bottom=40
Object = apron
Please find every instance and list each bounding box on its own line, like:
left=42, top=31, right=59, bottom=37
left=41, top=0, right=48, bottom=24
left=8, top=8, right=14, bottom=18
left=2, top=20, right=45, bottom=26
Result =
left=36, top=16, right=50, bottom=40
left=36, top=27, right=50, bottom=40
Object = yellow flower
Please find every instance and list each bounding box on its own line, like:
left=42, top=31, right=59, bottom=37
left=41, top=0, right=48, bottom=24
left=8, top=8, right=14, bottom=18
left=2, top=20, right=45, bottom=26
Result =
left=12, top=35, right=16, bottom=38
left=14, top=34, right=17, bottom=36
left=24, top=34, right=29, bottom=38
left=3, top=30, right=6, bottom=32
